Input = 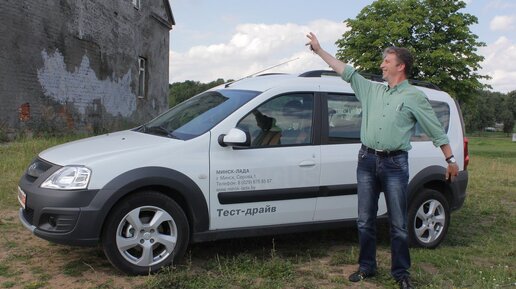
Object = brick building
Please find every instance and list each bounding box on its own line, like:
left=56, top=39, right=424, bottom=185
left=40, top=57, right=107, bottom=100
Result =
left=0, top=0, right=174, bottom=138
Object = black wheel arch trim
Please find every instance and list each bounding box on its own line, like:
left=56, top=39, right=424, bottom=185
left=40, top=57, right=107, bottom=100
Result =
left=407, top=165, right=467, bottom=210
left=92, top=167, right=209, bottom=238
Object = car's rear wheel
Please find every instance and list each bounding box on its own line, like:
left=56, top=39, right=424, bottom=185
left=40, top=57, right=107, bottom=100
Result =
left=102, top=191, right=189, bottom=275
left=408, top=189, right=450, bottom=248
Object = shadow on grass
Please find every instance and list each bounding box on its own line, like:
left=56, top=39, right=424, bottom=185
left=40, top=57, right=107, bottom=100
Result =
left=186, top=220, right=393, bottom=264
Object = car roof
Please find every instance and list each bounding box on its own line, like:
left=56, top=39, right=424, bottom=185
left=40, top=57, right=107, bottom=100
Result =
left=219, top=71, right=452, bottom=102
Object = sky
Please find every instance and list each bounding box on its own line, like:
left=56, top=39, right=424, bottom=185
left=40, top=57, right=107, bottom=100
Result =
left=167, top=0, right=516, bottom=93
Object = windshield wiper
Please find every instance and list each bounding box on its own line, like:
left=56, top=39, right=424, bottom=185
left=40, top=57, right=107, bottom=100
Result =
left=141, top=125, right=178, bottom=139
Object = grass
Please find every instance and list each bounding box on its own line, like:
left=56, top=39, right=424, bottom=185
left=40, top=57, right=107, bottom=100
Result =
left=0, top=135, right=85, bottom=209
left=0, top=134, right=514, bottom=288
left=146, top=252, right=296, bottom=289
left=405, top=135, right=515, bottom=288
left=61, top=259, right=91, bottom=277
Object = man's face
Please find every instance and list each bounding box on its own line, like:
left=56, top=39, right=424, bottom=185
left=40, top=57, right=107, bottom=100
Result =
left=380, top=53, right=404, bottom=81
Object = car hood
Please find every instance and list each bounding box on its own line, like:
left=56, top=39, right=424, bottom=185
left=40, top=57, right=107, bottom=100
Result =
left=39, top=130, right=180, bottom=166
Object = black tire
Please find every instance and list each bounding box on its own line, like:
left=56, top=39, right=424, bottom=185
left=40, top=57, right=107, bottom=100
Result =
left=408, top=189, right=450, bottom=249
left=101, top=191, right=189, bottom=275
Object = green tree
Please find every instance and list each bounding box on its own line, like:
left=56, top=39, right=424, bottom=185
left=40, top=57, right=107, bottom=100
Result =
left=168, top=78, right=227, bottom=108
left=462, top=90, right=496, bottom=132
left=505, top=90, right=516, bottom=118
left=336, top=0, right=489, bottom=102
left=501, top=90, right=516, bottom=134
left=501, top=110, right=514, bottom=134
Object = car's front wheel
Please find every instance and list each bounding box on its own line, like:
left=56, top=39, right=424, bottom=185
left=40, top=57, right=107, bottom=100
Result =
left=408, top=189, right=450, bottom=248
left=102, top=191, right=189, bottom=275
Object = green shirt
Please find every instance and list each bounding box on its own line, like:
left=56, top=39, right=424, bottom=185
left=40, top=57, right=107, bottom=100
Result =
left=341, top=65, right=449, bottom=151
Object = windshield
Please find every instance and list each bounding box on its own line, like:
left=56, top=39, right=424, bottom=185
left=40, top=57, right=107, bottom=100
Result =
left=136, top=89, right=260, bottom=140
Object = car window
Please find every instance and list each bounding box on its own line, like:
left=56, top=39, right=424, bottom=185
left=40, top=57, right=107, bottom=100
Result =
left=326, top=93, right=362, bottom=144
left=237, top=93, right=314, bottom=147
left=137, top=89, right=260, bottom=140
left=411, top=101, right=450, bottom=141
left=324, top=94, right=450, bottom=144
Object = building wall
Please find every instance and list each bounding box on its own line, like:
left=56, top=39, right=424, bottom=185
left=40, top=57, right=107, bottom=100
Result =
left=0, top=0, right=173, bottom=137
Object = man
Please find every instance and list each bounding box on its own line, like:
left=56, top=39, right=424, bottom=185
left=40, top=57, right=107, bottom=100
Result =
left=305, top=32, right=458, bottom=289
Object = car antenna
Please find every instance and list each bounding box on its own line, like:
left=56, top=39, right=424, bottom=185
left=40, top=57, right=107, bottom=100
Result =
left=225, top=57, right=300, bottom=88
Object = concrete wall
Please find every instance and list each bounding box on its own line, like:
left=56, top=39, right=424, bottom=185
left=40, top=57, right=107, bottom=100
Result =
left=0, top=0, right=173, bottom=137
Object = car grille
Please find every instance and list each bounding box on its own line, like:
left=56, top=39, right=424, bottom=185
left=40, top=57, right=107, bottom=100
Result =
left=22, top=207, right=34, bottom=225
left=25, top=158, right=53, bottom=182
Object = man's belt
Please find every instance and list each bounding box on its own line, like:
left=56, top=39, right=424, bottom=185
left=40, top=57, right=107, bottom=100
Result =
left=361, top=144, right=405, bottom=157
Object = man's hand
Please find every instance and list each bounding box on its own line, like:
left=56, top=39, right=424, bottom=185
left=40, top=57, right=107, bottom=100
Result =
left=304, top=32, right=346, bottom=75
left=440, top=144, right=458, bottom=182
left=445, top=163, right=459, bottom=182
left=306, top=32, right=321, bottom=53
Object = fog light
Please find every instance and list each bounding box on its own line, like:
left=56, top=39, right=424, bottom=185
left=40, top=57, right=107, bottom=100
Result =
left=48, top=216, right=57, bottom=227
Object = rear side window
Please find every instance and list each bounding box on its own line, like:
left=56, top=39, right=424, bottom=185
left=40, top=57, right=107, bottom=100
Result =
left=411, top=101, right=450, bottom=142
left=324, top=94, right=450, bottom=144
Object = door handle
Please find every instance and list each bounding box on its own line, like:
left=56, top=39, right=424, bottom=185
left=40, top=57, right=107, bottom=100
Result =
left=298, top=160, right=316, bottom=167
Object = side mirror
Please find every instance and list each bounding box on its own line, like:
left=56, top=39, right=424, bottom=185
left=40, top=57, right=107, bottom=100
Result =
left=218, top=128, right=250, bottom=147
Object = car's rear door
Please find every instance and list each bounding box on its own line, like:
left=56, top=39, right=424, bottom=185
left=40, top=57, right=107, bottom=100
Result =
left=315, top=92, right=388, bottom=221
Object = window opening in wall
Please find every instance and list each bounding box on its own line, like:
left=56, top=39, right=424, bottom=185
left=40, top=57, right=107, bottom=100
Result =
left=132, top=0, right=140, bottom=9
left=19, top=103, right=31, bottom=121
left=138, top=57, right=146, bottom=98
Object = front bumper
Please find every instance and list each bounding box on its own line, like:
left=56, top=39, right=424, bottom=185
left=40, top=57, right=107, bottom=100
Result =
left=18, top=169, right=103, bottom=246
left=19, top=208, right=36, bottom=232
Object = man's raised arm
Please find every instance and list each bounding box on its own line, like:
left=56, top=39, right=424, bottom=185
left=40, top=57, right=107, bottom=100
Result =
left=306, top=32, right=346, bottom=75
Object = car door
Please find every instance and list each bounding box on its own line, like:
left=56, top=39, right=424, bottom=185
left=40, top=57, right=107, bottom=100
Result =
left=209, top=92, right=321, bottom=230
left=315, top=92, right=387, bottom=221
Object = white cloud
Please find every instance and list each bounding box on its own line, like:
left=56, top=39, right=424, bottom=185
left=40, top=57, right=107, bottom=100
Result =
left=486, top=0, right=516, bottom=10
left=480, top=36, right=516, bottom=93
left=169, top=20, right=348, bottom=83
left=169, top=18, right=516, bottom=94
left=490, top=15, right=516, bottom=31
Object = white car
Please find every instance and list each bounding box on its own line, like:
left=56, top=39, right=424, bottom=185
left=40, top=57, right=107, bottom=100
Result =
left=18, top=70, right=469, bottom=275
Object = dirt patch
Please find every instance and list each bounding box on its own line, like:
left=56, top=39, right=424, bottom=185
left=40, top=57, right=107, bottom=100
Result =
left=0, top=207, right=147, bottom=289
left=418, top=262, right=439, bottom=275
left=294, top=255, right=386, bottom=289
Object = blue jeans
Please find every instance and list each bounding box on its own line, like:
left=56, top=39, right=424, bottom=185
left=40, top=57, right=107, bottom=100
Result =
left=356, top=147, right=410, bottom=281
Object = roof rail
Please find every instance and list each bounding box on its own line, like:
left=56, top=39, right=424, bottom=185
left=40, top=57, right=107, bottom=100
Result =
left=299, top=70, right=339, bottom=77
left=299, top=70, right=440, bottom=90
left=257, top=73, right=289, bottom=77
left=358, top=72, right=384, bottom=82
left=406, top=79, right=441, bottom=90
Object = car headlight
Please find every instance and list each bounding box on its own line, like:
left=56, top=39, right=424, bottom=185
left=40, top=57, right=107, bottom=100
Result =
left=40, top=166, right=91, bottom=190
